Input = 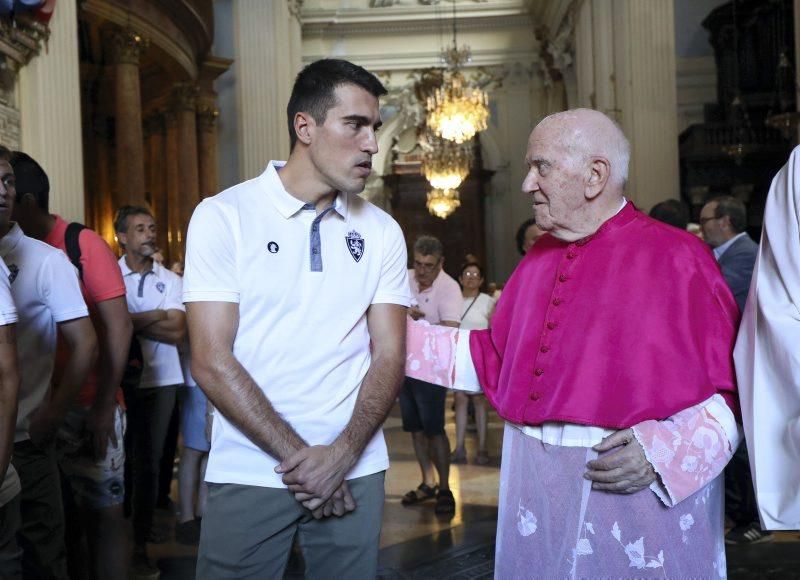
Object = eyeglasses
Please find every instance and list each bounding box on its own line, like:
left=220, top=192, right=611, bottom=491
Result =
left=414, top=259, right=441, bottom=271
left=462, top=271, right=481, bottom=278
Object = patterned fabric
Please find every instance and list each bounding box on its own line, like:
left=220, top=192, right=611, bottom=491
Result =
left=405, top=319, right=458, bottom=388
left=633, top=394, right=740, bottom=507
left=496, top=425, right=728, bottom=579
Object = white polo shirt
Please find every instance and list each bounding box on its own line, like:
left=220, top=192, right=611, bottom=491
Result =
left=119, top=257, right=185, bottom=388
left=0, top=260, right=20, bottom=507
left=183, top=160, right=411, bottom=488
left=0, top=223, right=89, bottom=442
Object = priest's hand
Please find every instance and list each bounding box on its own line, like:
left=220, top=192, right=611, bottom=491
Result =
left=583, top=428, right=656, bottom=494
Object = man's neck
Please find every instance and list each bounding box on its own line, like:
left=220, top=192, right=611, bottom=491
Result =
left=22, top=213, right=55, bottom=241
left=124, top=252, right=153, bottom=274
left=277, top=157, right=338, bottom=213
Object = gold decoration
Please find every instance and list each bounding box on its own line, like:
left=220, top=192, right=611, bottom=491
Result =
left=426, top=188, right=461, bottom=219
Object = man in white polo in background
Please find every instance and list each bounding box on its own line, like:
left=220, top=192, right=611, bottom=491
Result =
left=0, top=145, right=97, bottom=579
left=114, top=205, right=186, bottom=575
left=184, top=58, right=409, bottom=578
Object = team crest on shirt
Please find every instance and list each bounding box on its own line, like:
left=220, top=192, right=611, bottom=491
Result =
left=345, top=230, right=364, bottom=262
left=156, top=282, right=166, bottom=294
left=7, top=264, right=18, bottom=284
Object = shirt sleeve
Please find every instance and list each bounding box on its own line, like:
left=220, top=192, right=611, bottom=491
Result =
left=38, top=250, right=89, bottom=323
left=438, top=277, right=463, bottom=324
left=164, top=272, right=185, bottom=312
left=0, top=262, right=17, bottom=325
left=372, top=218, right=411, bottom=306
left=78, top=228, right=126, bottom=303
left=183, top=199, right=240, bottom=304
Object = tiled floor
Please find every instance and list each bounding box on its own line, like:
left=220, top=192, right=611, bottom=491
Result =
left=148, top=397, right=800, bottom=578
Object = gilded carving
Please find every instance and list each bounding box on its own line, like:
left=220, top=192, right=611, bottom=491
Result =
left=170, top=84, right=199, bottom=112
left=110, top=28, right=148, bottom=66
left=196, top=106, right=219, bottom=132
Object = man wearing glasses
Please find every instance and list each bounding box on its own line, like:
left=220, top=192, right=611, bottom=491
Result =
left=400, top=235, right=461, bottom=514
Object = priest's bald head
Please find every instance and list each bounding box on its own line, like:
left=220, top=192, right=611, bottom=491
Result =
left=522, top=108, right=630, bottom=242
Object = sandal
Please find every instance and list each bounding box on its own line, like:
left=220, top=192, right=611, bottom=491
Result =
left=434, top=488, right=456, bottom=514
left=476, top=450, right=490, bottom=465
left=451, top=448, right=467, bottom=464
left=401, top=483, right=438, bottom=505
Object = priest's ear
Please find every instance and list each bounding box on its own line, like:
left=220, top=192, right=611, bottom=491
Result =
left=584, top=156, right=611, bottom=200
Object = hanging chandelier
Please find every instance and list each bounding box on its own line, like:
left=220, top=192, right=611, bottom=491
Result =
left=422, top=138, right=473, bottom=190
left=426, top=188, right=461, bottom=219
left=425, top=3, right=489, bottom=144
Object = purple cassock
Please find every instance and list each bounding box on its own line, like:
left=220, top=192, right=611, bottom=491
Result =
left=406, top=202, right=742, bottom=578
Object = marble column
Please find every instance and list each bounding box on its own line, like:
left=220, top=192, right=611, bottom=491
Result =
left=145, top=115, right=169, bottom=257
left=172, top=84, right=200, bottom=259
left=233, top=0, right=302, bottom=178
left=111, top=29, right=148, bottom=208
left=196, top=103, right=220, bottom=199
left=19, top=0, right=85, bottom=221
left=164, top=111, right=181, bottom=261
left=573, top=0, right=679, bottom=211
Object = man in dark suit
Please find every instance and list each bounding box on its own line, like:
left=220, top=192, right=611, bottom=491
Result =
left=700, top=195, right=768, bottom=545
left=700, top=196, right=758, bottom=312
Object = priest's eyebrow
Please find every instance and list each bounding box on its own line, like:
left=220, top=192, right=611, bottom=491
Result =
left=343, top=114, right=382, bottom=131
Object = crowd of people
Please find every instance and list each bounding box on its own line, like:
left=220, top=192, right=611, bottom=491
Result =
left=0, top=56, right=796, bottom=579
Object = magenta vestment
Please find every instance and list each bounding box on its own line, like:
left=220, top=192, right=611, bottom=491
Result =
left=470, top=203, right=740, bottom=428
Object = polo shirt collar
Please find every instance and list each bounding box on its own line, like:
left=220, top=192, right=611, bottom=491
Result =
left=0, top=223, right=24, bottom=259
left=261, top=161, right=348, bottom=221
left=119, top=255, right=161, bottom=278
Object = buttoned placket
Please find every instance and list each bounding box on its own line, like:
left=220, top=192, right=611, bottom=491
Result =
left=526, top=242, right=582, bottom=410
left=303, top=203, right=338, bottom=272
left=137, top=269, right=154, bottom=298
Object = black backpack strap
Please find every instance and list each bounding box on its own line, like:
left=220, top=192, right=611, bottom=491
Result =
left=64, top=222, right=88, bottom=281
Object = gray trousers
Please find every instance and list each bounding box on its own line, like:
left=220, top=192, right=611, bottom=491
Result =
left=197, top=471, right=385, bottom=579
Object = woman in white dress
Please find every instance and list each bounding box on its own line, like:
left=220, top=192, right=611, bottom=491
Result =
left=451, top=262, right=495, bottom=465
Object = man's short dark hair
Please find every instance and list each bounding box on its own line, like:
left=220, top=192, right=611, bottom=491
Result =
left=413, top=235, right=443, bottom=258
left=9, top=151, right=49, bottom=212
left=114, top=205, right=153, bottom=234
left=0, top=146, right=10, bottom=162
left=515, top=218, right=537, bottom=256
left=710, top=195, right=748, bottom=233
left=286, top=59, right=387, bottom=150
left=649, top=199, right=689, bottom=230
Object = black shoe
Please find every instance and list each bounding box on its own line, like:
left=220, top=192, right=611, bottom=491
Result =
left=725, top=522, right=774, bottom=545
left=175, top=519, right=202, bottom=545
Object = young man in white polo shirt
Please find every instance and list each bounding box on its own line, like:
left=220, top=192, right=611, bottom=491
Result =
left=184, top=59, right=410, bottom=578
left=114, top=205, right=186, bottom=575
left=0, top=146, right=97, bottom=579
left=0, top=253, right=21, bottom=578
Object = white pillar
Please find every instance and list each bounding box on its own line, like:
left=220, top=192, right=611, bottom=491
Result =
left=613, top=0, right=680, bottom=211
left=233, top=0, right=302, bottom=179
left=19, top=0, right=85, bottom=222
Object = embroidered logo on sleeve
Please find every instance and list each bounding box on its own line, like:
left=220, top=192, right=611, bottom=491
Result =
left=267, top=241, right=279, bottom=254
left=346, top=230, right=364, bottom=262
left=7, top=264, right=18, bottom=283
left=156, top=281, right=166, bottom=294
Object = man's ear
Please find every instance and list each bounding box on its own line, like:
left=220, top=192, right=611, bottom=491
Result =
left=294, top=112, right=315, bottom=146
left=116, top=231, right=128, bottom=247
left=19, top=192, right=37, bottom=208
left=585, top=156, right=611, bottom=200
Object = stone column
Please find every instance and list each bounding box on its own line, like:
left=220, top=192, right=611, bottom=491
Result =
left=145, top=115, right=169, bottom=257
left=573, top=0, right=679, bottom=211
left=172, top=84, right=200, bottom=258
left=110, top=29, right=148, bottom=208
left=164, top=111, right=181, bottom=262
left=233, top=0, right=302, bottom=177
left=92, top=119, right=116, bottom=247
left=196, top=103, right=220, bottom=199
left=19, top=0, right=85, bottom=221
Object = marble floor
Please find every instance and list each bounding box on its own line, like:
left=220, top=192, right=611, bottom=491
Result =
left=148, top=396, right=800, bottom=579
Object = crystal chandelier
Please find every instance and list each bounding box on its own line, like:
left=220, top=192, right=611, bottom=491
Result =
left=426, top=188, right=461, bottom=219
left=425, top=3, right=489, bottom=144
left=422, top=138, right=473, bottom=190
